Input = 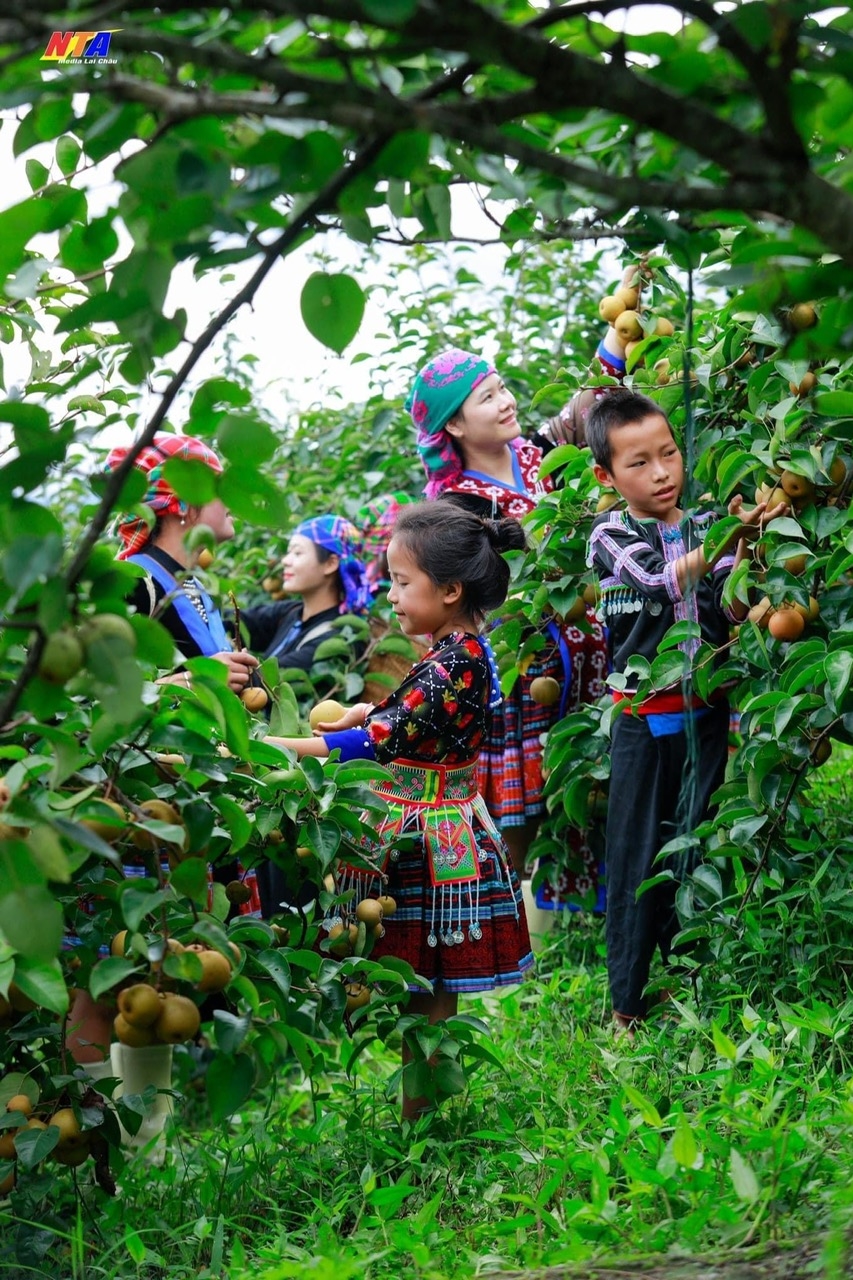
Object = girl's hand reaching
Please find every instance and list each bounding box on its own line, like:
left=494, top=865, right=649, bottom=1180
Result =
left=312, top=702, right=373, bottom=735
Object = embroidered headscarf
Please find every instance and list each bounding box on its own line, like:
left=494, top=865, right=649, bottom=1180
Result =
left=407, top=348, right=496, bottom=500
left=105, top=432, right=223, bottom=559
left=292, top=515, right=371, bottom=615
left=357, top=492, right=415, bottom=592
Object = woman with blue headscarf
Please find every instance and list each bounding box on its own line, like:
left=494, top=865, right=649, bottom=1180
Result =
left=241, top=515, right=371, bottom=671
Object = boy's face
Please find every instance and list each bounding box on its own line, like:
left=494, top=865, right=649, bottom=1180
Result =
left=593, top=413, right=684, bottom=523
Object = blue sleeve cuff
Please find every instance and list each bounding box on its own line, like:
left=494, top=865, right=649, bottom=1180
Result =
left=597, top=337, right=626, bottom=372
left=322, top=729, right=376, bottom=762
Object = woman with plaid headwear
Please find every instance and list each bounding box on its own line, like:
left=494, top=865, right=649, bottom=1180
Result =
left=240, top=514, right=370, bottom=672
left=409, top=350, right=608, bottom=882
left=105, top=431, right=258, bottom=693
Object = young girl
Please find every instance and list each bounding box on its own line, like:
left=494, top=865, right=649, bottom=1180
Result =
left=267, top=503, right=534, bottom=1115
left=408, top=350, right=608, bottom=880
left=240, top=515, right=370, bottom=670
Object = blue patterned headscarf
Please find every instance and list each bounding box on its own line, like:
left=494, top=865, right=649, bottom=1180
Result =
left=293, top=515, right=371, bottom=615
left=406, top=348, right=496, bottom=499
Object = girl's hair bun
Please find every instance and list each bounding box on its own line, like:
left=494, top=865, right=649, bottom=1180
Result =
left=482, top=516, right=527, bottom=554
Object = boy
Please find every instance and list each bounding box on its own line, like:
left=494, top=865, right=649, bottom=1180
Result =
left=585, top=389, right=785, bottom=1035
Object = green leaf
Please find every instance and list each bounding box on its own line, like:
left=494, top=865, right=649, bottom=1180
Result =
left=11, top=956, right=68, bottom=1015
left=672, top=1111, right=700, bottom=1169
left=206, top=1052, right=254, bottom=1123
left=815, top=392, right=853, bottom=417
left=361, top=0, right=418, bottom=21
left=15, top=1124, right=59, bottom=1170
left=212, top=1009, right=251, bottom=1055
left=0, top=849, right=63, bottom=961
left=56, top=136, right=81, bottom=177
left=824, top=651, right=853, bottom=707
left=300, top=272, right=365, bottom=354
left=254, top=948, right=291, bottom=999
left=729, top=1148, right=760, bottom=1203
left=90, top=956, right=138, bottom=1001
left=161, top=457, right=218, bottom=506
left=169, top=856, right=210, bottom=905
left=216, top=415, right=278, bottom=465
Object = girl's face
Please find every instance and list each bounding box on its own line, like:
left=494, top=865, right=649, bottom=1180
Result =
left=386, top=538, right=465, bottom=641
left=192, top=499, right=234, bottom=542
left=446, top=372, right=518, bottom=456
left=282, top=534, right=338, bottom=596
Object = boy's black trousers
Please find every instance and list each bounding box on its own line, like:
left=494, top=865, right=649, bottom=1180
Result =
left=605, top=700, right=730, bottom=1020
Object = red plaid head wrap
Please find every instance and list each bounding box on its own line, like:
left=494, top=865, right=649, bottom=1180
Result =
left=105, top=432, right=223, bottom=559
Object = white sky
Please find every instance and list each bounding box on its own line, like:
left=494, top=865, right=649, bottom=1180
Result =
left=0, top=4, right=687, bottom=439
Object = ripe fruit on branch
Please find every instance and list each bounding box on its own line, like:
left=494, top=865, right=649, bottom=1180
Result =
left=529, top=676, right=561, bottom=706
left=226, top=879, right=252, bottom=906
left=38, top=631, right=85, bottom=684
left=790, top=372, right=816, bottom=398
left=355, top=898, right=383, bottom=927
left=653, top=317, right=674, bottom=337
left=153, top=993, right=201, bottom=1044
left=131, top=799, right=185, bottom=852
left=110, top=930, right=129, bottom=957
left=653, top=358, right=672, bottom=386
left=614, top=310, right=643, bottom=343
left=196, top=548, right=214, bottom=570
left=54, top=1143, right=90, bottom=1167
left=596, top=492, right=620, bottom=513
left=48, top=1108, right=82, bottom=1145
left=80, top=798, right=127, bottom=844
left=768, top=607, right=806, bottom=642
left=262, top=575, right=282, bottom=593
left=345, top=983, right=370, bottom=1014
left=789, top=303, right=817, bottom=331
left=746, top=597, right=773, bottom=629
left=196, top=949, right=232, bottom=993
left=598, top=295, right=624, bottom=323
left=6, top=1094, right=33, bottom=1118
left=614, top=285, right=639, bottom=310
left=780, top=471, right=815, bottom=502
left=117, top=983, right=162, bottom=1029
left=810, top=737, right=832, bottom=766
left=114, top=1013, right=156, bottom=1047
left=562, top=596, right=586, bottom=624
left=377, top=895, right=397, bottom=918
left=308, top=699, right=346, bottom=730
left=328, top=922, right=354, bottom=956
left=241, top=686, right=269, bottom=712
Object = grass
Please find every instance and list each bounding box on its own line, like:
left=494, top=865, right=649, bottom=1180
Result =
left=3, top=915, right=853, bottom=1278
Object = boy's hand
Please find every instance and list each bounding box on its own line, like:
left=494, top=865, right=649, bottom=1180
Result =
left=727, top=493, right=789, bottom=542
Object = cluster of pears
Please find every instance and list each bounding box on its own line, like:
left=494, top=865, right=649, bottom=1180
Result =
left=36, top=613, right=137, bottom=686
left=0, top=1091, right=100, bottom=1186
left=327, top=894, right=397, bottom=1013
left=598, top=282, right=676, bottom=367
left=79, top=795, right=190, bottom=866
left=110, top=934, right=239, bottom=1047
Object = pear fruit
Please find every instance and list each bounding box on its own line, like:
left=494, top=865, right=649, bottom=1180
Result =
left=345, top=983, right=371, bottom=1014
left=196, top=548, right=214, bottom=570
left=37, top=631, right=85, bottom=684
left=529, top=676, right=561, bottom=706
left=153, top=993, right=201, bottom=1044
left=355, top=898, right=383, bottom=927
left=196, top=949, right=232, bottom=994
left=117, top=983, right=162, bottom=1029
left=308, top=699, right=346, bottom=730
left=114, top=1013, right=156, bottom=1047
left=241, top=687, right=269, bottom=712
left=598, top=295, right=624, bottom=323
left=768, top=607, right=805, bottom=642
left=377, top=894, right=397, bottom=918
left=614, top=285, right=639, bottom=310
left=614, top=310, right=643, bottom=343
left=226, top=879, right=252, bottom=906
left=780, top=471, right=815, bottom=502
left=131, top=799, right=185, bottom=852
left=789, top=303, right=817, bottom=331
left=6, top=1094, right=33, bottom=1119
left=79, top=798, right=127, bottom=844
